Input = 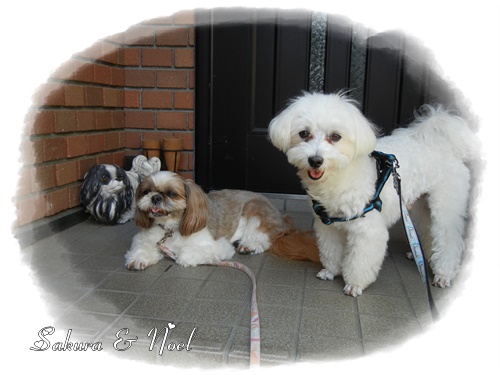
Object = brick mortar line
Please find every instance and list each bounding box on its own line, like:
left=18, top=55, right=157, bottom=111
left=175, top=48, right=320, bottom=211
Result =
left=26, top=128, right=125, bottom=140
left=14, top=181, right=82, bottom=201
left=20, top=149, right=129, bottom=169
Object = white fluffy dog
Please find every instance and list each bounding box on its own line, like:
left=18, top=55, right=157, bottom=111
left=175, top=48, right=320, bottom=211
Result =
left=125, top=171, right=319, bottom=270
left=269, top=92, right=478, bottom=296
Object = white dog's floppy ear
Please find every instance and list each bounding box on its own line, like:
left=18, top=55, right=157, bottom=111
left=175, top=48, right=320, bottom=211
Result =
left=180, top=180, right=210, bottom=236
left=269, top=92, right=314, bottom=152
left=268, top=103, right=297, bottom=152
left=348, top=105, right=379, bottom=157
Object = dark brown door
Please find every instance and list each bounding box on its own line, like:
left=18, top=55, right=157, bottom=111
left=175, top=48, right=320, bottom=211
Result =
left=194, top=8, right=454, bottom=194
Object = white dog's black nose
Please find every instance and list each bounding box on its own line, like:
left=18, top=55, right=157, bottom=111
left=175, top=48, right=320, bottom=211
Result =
left=308, top=156, right=324, bottom=169
left=151, top=195, right=162, bottom=205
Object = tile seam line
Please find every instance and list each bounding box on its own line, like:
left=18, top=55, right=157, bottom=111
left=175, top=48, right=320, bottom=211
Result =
left=291, top=265, right=309, bottom=362
left=390, top=251, right=428, bottom=330
left=91, top=263, right=176, bottom=343
left=222, top=254, right=267, bottom=363
left=171, top=265, right=218, bottom=329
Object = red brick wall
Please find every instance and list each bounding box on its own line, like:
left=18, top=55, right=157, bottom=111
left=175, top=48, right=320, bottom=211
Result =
left=16, top=11, right=195, bottom=227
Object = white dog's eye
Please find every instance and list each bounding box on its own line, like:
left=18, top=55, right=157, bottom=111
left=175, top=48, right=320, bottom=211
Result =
left=329, top=133, right=342, bottom=142
left=299, top=130, right=311, bottom=140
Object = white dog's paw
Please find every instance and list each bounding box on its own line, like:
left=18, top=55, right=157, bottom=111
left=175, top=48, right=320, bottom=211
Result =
left=343, top=284, right=363, bottom=297
left=316, top=269, right=335, bottom=280
left=432, top=275, right=451, bottom=288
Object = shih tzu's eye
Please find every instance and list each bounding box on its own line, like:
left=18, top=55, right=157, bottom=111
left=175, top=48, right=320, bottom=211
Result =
left=329, top=133, right=342, bottom=142
left=166, top=191, right=178, bottom=198
left=142, top=189, right=151, bottom=196
left=299, top=130, right=311, bottom=140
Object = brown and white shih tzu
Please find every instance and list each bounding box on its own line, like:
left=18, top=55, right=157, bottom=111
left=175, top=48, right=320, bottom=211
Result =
left=125, top=171, right=319, bottom=270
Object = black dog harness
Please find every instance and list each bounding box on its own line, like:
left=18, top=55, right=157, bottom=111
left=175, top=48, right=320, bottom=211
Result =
left=310, top=151, right=397, bottom=224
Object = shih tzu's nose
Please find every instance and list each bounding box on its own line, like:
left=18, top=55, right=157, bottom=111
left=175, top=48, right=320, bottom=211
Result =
left=151, top=194, right=162, bottom=205
left=308, top=155, right=324, bottom=169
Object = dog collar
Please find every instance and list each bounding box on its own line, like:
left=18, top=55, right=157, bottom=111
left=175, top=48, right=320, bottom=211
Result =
left=309, top=151, right=399, bottom=225
left=156, top=225, right=175, bottom=247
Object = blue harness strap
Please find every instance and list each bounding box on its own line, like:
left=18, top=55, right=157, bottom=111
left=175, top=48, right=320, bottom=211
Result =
left=392, top=161, right=439, bottom=321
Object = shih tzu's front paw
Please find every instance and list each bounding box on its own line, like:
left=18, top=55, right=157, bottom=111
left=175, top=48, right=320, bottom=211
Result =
left=125, top=250, right=163, bottom=271
left=126, top=258, right=149, bottom=270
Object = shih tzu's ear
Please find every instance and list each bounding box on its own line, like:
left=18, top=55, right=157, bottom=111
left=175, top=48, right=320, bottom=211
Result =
left=180, top=179, right=209, bottom=236
left=135, top=208, right=154, bottom=229
left=134, top=177, right=154, bottom=229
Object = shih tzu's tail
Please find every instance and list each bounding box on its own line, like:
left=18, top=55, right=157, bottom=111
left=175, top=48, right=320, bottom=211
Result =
left=269, top=216, right=321, bottom=263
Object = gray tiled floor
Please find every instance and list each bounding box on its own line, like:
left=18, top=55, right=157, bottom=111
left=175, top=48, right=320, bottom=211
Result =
left=19, top=196, right=459, bottom=368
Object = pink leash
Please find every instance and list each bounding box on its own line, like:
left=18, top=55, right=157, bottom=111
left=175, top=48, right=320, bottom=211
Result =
left=158, top=244, right=261, bottom=367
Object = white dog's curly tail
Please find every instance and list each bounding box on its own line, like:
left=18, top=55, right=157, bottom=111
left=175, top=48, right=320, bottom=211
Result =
left=406, top=105, right=480, bottom=162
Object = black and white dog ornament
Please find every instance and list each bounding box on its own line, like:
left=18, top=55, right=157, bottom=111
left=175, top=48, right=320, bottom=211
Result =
left=80, top=155, right=161, bottom=224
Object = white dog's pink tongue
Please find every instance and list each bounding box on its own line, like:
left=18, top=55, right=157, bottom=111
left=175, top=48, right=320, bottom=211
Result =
left=308, top=169, right=324, bottom=180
